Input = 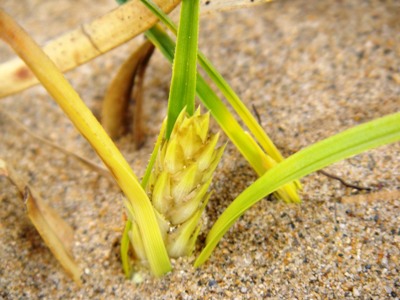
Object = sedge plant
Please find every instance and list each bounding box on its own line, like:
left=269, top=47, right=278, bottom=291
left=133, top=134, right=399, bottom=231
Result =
left=121, top=0, right=226, bottom=274
left=140, top=0, right=301, bottom=203
left=129, top=0, right=400, bottom=267
left=1, top=1, right=399, bottom=281
left=119, top=0, right=300, bottom=276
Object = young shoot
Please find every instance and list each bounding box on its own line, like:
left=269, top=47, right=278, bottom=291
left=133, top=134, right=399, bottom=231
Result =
left=122, top=0, right=224, bottom=274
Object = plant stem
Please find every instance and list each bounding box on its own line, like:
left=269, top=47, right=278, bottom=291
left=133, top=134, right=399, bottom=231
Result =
left=165, top=0, right=200, bottom=138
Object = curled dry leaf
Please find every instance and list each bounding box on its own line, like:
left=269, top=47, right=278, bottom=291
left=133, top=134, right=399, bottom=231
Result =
left=132, top=42, right=155, bottom=148
left=24, top=188, right=81, bottom=284
left=0, top=0, right=275, bottom=98
left=101, top=40, right=155, bottom=145
left=0, top=159, right=82, bottom=284
left=0, top=0, right=180, bottom=98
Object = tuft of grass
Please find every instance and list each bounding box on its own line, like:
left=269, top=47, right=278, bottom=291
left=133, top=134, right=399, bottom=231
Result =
left=142, top=0, right=290, bottom=167
left=139, top=0, right=400, bottom=267
left=2, top=0, right=399, bottom=278
left=122, top=0, right=223, bottom=273
left=145, top=25, right=300, bottom=203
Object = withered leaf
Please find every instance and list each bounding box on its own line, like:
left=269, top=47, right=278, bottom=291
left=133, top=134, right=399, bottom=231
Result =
left=24, top=187, right=81, bottom=284
left=0, top=159, right=82, bottom=284
left=101, top=40, right=154, bottom=145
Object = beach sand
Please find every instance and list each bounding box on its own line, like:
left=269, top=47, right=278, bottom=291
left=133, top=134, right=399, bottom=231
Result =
left=0, top=0, right=399, bottom=298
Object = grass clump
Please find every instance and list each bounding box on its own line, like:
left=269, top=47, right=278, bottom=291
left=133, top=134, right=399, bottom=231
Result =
left=1, top=0, right=399, bottom=282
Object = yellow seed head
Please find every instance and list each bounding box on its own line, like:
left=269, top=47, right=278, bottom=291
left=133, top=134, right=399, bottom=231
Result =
left=125, top=108, right=224, bottom=262
left=145, top=108, right=224, bottom=258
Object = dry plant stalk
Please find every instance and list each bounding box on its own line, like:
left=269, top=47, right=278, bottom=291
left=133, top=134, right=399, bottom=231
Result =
left=0, top=159, right=81, bottom=284
left=0, top=0, right=180, bottom=98
left=101, top=40, right=154, bottom=145
left=132, top=43, right=154, bottom=148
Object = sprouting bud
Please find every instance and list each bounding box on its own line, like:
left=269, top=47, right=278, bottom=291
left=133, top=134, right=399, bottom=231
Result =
left=126, top=107, right=225, bottom=260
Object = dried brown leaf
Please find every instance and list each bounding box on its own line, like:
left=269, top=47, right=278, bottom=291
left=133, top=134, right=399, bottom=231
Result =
left=101, top=41, right=154, bottom=143
left=0, top=0, right=180, bottom=98
left=0, top=0, right=276, bottom=98
left=24, top=187, right=81, bottom=284
left=0, top=159, right=81, bottom=284
left=132, top=42, right=155, bottom=148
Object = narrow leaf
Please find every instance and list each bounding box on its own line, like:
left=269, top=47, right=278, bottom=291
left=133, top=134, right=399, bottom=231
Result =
left=142, top=0, right=288, bottom=167
left=166, top=0, right=200, bottom=137
left=141, top=119, right=167, bottom=189
left=120, top=120, right=166, bottom=278
left=195, top=112, right=400, bottom=266
left=0, top=9, right=171, bottom=276
left=145, top=25, right=300, bottom=203
left=120, top=220, right=133, bottom=278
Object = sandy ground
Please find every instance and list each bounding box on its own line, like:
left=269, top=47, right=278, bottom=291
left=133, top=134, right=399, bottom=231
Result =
left=0, top=0, right=399, bottom=298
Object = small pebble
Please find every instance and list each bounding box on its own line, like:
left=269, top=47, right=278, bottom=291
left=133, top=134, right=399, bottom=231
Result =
left=208, top=279, right=217, bottom=287
left=353, top=288, right=360, bottom=297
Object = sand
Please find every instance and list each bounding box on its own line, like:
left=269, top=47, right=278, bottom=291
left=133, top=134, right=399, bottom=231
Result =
left=0, top=0, right=399, bottom=298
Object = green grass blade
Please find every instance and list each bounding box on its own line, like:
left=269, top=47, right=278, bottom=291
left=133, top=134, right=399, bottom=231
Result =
left=141, top=0, right=177, bottom=33
left=145, top=28, right=262, bottom=170
left=145, top=25, right=300, bottom=203
left=165, top=0, right=200, bottom=138
left=195, top=75, right=300, bottom=203
left=194, top=112, right=400, bottom=266
left=141, top=119, right=167, bottom=188
left=198, top=53, right=286, bottom=161
left=120, top=120, right=166, bottom=277
left=141, top=0, right=291, bottom=171
left=120, top=220, right=132, bottom=277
